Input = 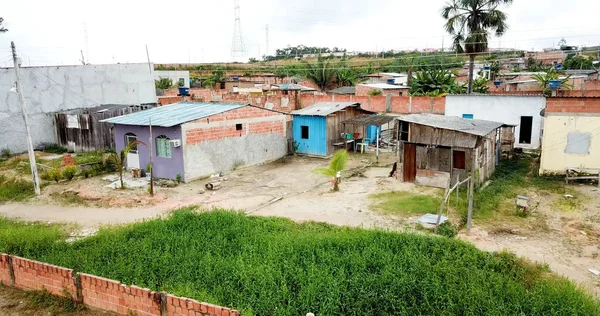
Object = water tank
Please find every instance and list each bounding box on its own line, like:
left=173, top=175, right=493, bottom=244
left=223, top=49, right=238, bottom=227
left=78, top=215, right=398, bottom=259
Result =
left=178, top=87, right=190, bottom=96
left=493, top=80, right=502, bottom=87
left=549, top=80, right=561, bottom=89
left=232, top=76, right=239, bottom=81
left=387, top=78, right=395, bottom=85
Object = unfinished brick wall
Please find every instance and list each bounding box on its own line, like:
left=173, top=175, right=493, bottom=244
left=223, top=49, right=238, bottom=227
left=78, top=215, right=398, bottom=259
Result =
left=295, top=95, right=445, bottom=114
left=0, top=254, right=240, bottom=316
left=546, top=97, right=600, bottom=114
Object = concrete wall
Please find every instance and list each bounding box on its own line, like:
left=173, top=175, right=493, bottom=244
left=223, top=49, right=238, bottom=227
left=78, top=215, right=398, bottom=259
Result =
left=182, top=106, right=286, bottom=181
left=0, top=63, right=157, bottom=153
left=445, top=95, right=545, bottom=149
left=114, top=124, right=184, bottom=181
left=154, top=70, right=190, bottom=88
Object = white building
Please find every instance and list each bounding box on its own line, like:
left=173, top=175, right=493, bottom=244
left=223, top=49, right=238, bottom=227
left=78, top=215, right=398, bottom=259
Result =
left=154, top=70, right=190, bottom=88
left=0, top=63, right=157, bottom=153
left=445, top=95, right=545, bottom=149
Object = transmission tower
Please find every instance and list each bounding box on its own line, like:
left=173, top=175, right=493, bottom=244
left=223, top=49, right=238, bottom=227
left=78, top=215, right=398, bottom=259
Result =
left=231, top=0, right=247, bottom=58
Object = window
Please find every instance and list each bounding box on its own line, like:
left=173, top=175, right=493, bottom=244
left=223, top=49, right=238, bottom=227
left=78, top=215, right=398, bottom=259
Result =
left=156, top=136, right=172, bottom=158
left=565, top=133, right=591, bottom=154
left=462, top=114, right=474, bottom=119
left=236, top=123, right=243, bottom=131
left=178, top=78, right=185, bottom=87
left=301, top=126, right=309, bottom=139
left=453, top=151, right=466, bottom=169
left=519, top=116, right=533, bottom=144
left=124, top=133, right=138, bottom=154
left=66, top=115, right=80, bottom=129
left=399, top=121, right=409, bottom=142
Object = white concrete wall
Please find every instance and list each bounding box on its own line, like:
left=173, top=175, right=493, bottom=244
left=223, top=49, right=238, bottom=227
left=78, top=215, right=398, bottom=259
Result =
left=154, top=71, right=190, bottom=88
left=0, top=63, right=157, bottom=153
left=445, top=95, right=545, bottom=149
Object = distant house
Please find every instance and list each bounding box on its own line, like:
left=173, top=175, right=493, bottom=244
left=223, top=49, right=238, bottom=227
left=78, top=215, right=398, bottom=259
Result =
left=224, top=80, right=258, bottom=93
left=291, top=102, right=373, bottom=156
left=273, top=83, right=317, bottom=94
left=355, top=83, right=410, bottom=96
left=327, top=86, right=356, bottom=95
left=154, top=70, right=190, bottom=88
left=445, top=95, right=545, bottom=149
left=396, top=114, right=504, bottom=188
left=539, top=97, right=600, bottom=174
left=102, top=102, right=287, bottom=182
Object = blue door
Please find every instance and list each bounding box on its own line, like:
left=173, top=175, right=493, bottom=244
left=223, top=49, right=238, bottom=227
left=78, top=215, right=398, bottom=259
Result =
left=293, top=116, right=327, bottom=156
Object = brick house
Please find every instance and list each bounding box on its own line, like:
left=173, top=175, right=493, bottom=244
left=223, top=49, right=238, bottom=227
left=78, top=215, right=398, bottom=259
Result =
left=102, top=102, right=287, bottom=182
left=355, top=83, right=410, bottom=97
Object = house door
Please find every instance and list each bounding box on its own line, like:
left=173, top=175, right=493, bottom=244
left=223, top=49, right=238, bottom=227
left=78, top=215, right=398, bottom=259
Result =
left=519, top=116, right=533, bottom=144
left=403, top=143, right=417, bottom=182
left=124, top=133, right=140, bottom=169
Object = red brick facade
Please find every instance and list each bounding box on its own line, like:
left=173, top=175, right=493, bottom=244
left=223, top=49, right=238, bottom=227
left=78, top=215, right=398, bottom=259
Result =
left=185, top=106, right=285, bottom=145
left=0, top=253, right=240, bottom=316
left=546, top=97, right=600, bottom=114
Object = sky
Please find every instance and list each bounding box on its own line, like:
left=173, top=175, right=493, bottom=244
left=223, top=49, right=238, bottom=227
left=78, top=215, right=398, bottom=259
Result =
left=0, top=0, right=600, bottom=66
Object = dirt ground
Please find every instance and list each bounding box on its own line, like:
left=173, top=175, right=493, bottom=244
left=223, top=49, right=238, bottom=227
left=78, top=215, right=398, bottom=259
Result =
left=1, top=153, right=599, bottom=298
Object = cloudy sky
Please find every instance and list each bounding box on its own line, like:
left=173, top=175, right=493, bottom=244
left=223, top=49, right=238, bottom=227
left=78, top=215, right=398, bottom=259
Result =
left=0, top=0, right=599, bottom=66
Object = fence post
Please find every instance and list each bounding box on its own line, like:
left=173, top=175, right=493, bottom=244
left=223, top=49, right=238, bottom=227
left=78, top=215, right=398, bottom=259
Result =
left=7, top=256, right=15, bottom=287
left=160, top=292, right=168, bottom=316
left=74, top=273, right=83, bottom=306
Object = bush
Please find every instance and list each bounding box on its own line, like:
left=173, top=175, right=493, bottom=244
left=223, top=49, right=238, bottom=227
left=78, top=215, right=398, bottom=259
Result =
left=436, top=222, right=458, bottom=238
left=41, top=143, right=68, bottom=154
left=48, top=168, right=62, bottom=183
left=3, top=210, right=597, bottom=315
left=368, top=89, right=382, bottom=96
left=175, top=173, right=182, bottom=183
left=1, top=148, right=11, bottom=159
left=61, top=166, right=77, bottom=181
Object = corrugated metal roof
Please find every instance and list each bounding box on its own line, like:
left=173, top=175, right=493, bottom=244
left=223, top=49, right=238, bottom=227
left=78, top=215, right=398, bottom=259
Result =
left=359, top=83, right=410, bottom=89
left=396, top=114, right=503, bottom=136
left=275, top=83, right=316, bottom=91
left=328, top=86, right=356, bottom=95
left=342, top=114, right=398, bottom=126
left=292, top=102, right=362, bottom=116
left=101, top=102, right=248, bottom=127
left=564, top=69, right=598, bottom=75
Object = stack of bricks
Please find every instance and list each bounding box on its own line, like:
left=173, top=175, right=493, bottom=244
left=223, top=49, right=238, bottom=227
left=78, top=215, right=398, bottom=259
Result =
left=61, top=154, right=75, bottom=168
left=0, top=254, right=240, bottom=316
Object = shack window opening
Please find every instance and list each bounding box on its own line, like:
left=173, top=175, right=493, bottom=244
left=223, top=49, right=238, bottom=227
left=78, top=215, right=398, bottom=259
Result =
left=124, top=133, right=138, bottom=154
left=301, top=126, right=309, bottom=139
left=236, top=123, right=243, bottom=131
left=156, top=136, right=171, bottom=158
left=399, top=122, right=409, bottom=142
left=453, top=151, right=466, bottom=170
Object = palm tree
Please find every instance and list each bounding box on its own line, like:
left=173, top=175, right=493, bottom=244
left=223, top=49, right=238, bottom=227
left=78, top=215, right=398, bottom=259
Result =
left=103, top=141, right=143, bottom=189
left=302, top=56, right=337, bottom=91
left=335, top=65, right=360, bottom=87
left=409, top=69, right=466, bottom=96
left=313, top=150, right=348, bottom=192
left=442, top=0, right=513, bottom=94
left=532, top=70, right=572, bottom=97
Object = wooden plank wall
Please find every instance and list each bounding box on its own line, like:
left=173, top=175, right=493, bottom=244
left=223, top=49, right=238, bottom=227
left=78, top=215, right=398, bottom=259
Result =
left=325, top=108, right=370, bottom=155
left=408, top=123, right=477, bottom=148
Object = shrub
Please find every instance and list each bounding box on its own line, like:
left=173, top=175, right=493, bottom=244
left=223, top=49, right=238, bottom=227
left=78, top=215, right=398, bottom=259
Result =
left=61, top=165, right=77, bottom=181
left=41, top=143, right=68, bottom=154
left=175, top=173, right=182, bottom=183
left=48, top=168, right=62, bottom=183
left=368, top=89, right=382, bottom=96
left=436, top=222, right=458, bottom=238
left=1, top=148, right=11, bottom=159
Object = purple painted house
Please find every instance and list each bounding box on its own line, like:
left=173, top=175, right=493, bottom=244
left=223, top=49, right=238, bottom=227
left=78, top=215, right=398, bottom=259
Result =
left=102, top=102, right=287, bottom=182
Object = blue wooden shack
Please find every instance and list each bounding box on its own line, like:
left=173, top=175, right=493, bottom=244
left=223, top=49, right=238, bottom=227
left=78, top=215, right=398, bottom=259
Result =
left=291, top=102, right=373, bottom=156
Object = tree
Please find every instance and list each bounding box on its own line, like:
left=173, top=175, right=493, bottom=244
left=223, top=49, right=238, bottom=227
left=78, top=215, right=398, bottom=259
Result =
left=472, top=77, right=490, bottom=94
left=532, top=69, right=573, bottom=97
left=155, top=77, right=173, bottom=90
left=409, top=69, right=466, bottom=96
left=0, top=17, right=7, bottom=33
left=313, top=150, right=348, bottom=192
left=335, top=63, right=360, bottom=87
left=563, top=55, right=593, bottom=70
left=103, top=141, right=143, bottom=189
left=442, top=0, right=513, bottom=94
left=202, top=67, right=226, bottom=88
left=302, top=56, right=336, bottom=91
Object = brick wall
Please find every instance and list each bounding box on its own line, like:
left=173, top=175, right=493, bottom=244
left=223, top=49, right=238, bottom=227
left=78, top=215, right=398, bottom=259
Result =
left=546, top=97, right=600, bottom=114
left=158, top=96, right=184, bottom=106
left=295, top=94, right=445, bottom=114
left=0, top=254, right=240, bottom=316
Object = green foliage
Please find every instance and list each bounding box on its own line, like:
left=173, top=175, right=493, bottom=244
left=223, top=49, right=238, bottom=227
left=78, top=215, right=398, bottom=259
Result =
left=313, top=150, right=348, bottom=191
left=532, top=69, right=573, bottom=97
left=436, top=222, right=459, bottom=238
left=0, top=175, right=36, bottom=202
left=74, top=151, right=104, bottom=165
left=368, top=89, right=382, bottom=96
left=370, top=191, right=441, bottom=215
left=563, top=54, right=594, bottom=70
left=104, top=141, right=143, bottom=189
left=25, top=288, right=81, bottom=313
left=41, top=143, right=68, bottom=154
left=410, top=69, right=466, bottom=96
left=335, top=63, right=360, bottom=87
left=61, top=165, right=77, bottom=181
left=266, top=45, right=347, bottom=61
left=472, top=77, right=490, bottom=94
left=0, top=216, right=68, bottom=258
left=175, top=173, right=182, bottom=183
left=48, top=168, right=63, bottom=183
left=1, top=148, right=11, bottom=159
left=527, top=56, right=547, bottom=72
left=202, top=67, right=225, bottom=88
left=155, top=77, right=173, bottom=89
left=1, top=210, right=598, bottom=315
left=302, top=56, right=337, bottom=91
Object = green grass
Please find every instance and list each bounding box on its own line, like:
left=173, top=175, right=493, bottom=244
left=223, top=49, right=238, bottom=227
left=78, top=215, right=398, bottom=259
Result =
left=0, top=210, right=598, bottom=315
left=370, top=191, right=442, bottom=215
left=0, top=216, right=70, bottom=258
left=0, top=175, right=37, bottom=203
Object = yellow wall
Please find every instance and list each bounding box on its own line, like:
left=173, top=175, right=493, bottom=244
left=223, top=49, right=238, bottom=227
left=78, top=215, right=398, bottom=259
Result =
left=540, top=115, right=600, bottom=173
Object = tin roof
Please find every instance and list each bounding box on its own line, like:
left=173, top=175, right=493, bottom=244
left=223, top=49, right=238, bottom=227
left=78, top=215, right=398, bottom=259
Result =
left=328, top=86, right=356, bottom=95
left=342, top=114, right=398, bottom=126
left=396, top=114, right=503, bottom=136
left=101, top=102, right=248, bottom=127
left=292, top=102, right=363, bottom=116
left=274, top=83, right=316, bottom=91
left=359, top=83, right=410, bottom=90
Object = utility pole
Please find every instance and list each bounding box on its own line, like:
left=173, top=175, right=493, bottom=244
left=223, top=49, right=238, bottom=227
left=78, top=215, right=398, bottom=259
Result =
left=145, top=45, right=152, bottom=73
left=11, top=42, right=41, bottom=196
left=149, top=117, right=154, bottom=196
left=80, top=50, right=86, bottom=65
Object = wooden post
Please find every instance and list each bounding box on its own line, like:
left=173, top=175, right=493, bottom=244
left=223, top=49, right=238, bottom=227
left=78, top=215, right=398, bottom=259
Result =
left=74, top=273, right=83, bottom=306
left=435, top=180, right=451, bottom=232
left=149, top=118, right=154, bottom=196
left=467, top=149, right=476, bottom=232
left=376, top=128, right=379, bottom=162
left=7, top=256, right=15, bottom=286
left=160, top=292, right=167, bottom=316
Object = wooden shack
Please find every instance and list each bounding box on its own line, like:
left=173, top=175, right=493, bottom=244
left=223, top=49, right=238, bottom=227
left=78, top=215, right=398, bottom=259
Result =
left=396, top=114, right=504, bottom=188
left=54, top=104, right=154, bottom=152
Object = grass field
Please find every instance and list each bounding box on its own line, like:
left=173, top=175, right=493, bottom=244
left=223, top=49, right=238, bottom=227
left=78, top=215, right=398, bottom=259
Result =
left=1, top=210, right=598, bottom=315
left=370, top=191, right=442, bottom=215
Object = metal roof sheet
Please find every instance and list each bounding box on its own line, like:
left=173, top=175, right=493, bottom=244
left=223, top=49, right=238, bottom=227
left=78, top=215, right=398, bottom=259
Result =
left=275, top=83, right=316, bottom=91
left=328, top=86, right=356, bottom=95
left=101, top=102, right=248, bottom=127
left=342, top=114, right=397, bottom=126
left=396, top=114, right=503, bottom=136
left=359, top=83, right=410, bottom=89
left=292, top=102, right=362, bottom=116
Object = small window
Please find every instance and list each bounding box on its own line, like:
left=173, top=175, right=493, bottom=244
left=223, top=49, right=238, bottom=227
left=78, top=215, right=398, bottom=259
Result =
left=125, top=133, right=138, bottom=154
left=156, top=136, right=172, bottom=158
left=399, top=121, right=409, bottom=142
left=236, top=123, right=243, bottom=131
left=453, top=151, right=466, bottom=169
left=462, top=114, right=474, bottom=119
left=178, top=78, right=185, bottom=86
left=565, top=133, right=591, bottom=154
left=301, top=126, right=309, bottom=139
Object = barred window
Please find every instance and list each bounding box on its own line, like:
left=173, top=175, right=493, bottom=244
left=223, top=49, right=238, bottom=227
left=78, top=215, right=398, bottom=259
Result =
left=156, top=136, right=171, bottom=158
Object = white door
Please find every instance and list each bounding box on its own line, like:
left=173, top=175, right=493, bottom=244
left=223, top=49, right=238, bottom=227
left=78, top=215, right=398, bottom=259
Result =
left=125, top=134, right=140, bottom=169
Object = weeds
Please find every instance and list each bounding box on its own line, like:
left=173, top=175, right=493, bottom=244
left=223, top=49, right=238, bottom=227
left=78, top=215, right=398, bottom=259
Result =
left=40, top=143, right=69, bottom=154
left=62, top=166, right=78, bottom=181
left=0, top=175, right=36, bottom=202
left=1, top=148, right=11, bottom=159
left=0, top=216, right=69, bottom=258
left=48, top=168, right=63, bottom=183
left=0, top=210, right=597, bottom=315
left=370, top=191, right=442, bottom=215
left=26, top=288, right=81, bottom=313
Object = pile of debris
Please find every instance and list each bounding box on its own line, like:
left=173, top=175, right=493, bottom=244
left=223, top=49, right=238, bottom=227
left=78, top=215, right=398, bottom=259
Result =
left=205, top=173, right=228, bottom=191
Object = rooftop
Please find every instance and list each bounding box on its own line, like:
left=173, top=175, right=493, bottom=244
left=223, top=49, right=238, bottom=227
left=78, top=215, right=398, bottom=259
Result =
left=328, top=86, right=356, bottom=95
left=379, top=72, right=407, bottom=77
left=342, top=114, right=397, bottom=126
left=101, top=102, right=248, bottom=127
left=359, top=83, right=410, bottom=90
left=396, top=114, right=504, bottom=137
left=292, top=102, right=364, bottom=116
left=274, top=83, right=316, bottom=91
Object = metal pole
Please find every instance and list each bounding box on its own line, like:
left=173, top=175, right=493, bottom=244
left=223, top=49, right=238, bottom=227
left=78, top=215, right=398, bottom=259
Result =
left=149, top=117, right=154, bottom=196
left=11, top=42, right=40, bottom=195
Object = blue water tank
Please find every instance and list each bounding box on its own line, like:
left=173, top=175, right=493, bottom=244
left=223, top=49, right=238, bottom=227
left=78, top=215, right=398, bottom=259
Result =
left=232, top=76, right=239, bottom=81
left=493, top=80, right=502, bottom=87
left=366, top=125, right=381, bottom=143
left=549, top=80, right=561, bottom=89
left=178, top=87, right=190, bottom=96
left=387, top=78, right=395, bottom=85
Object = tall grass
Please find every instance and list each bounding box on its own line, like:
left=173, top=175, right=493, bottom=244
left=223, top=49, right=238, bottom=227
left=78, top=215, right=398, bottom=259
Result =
left=0, top=175, right=36, bottom=203
left=0, top=216, right=69, bottom=258
left=1, top=210, right=597, bottom=315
